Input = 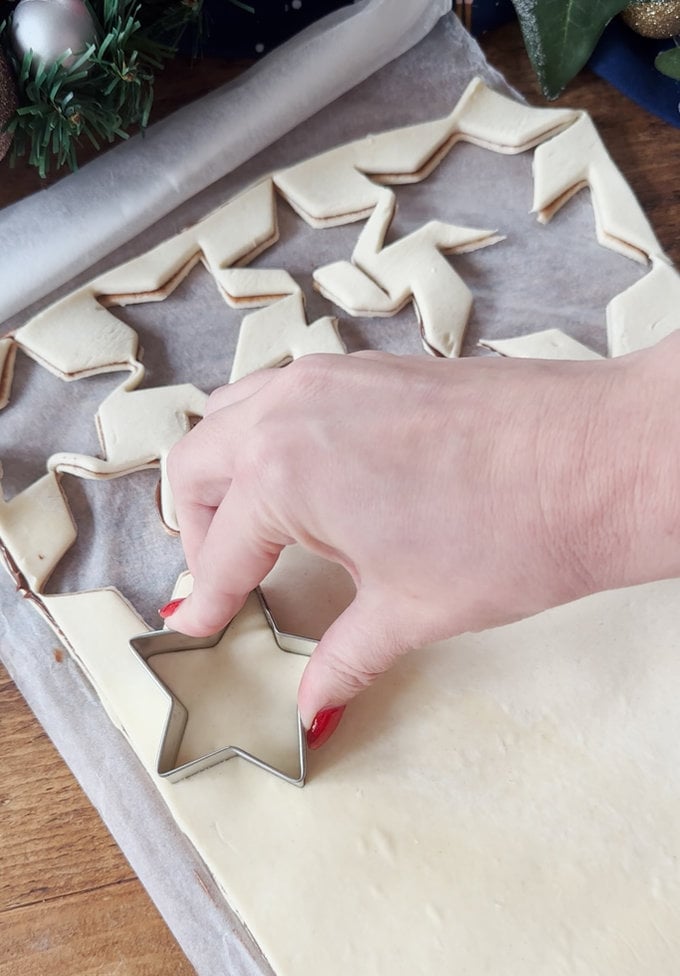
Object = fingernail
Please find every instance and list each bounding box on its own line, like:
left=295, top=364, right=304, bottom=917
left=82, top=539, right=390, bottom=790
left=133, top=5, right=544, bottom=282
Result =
left=159, top=597, right=185, bottom=619
left=306, top=706, right=345, bottom=751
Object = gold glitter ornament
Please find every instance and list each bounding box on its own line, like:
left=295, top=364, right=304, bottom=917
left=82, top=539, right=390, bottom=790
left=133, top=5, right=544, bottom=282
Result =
left=622, top=0, right=680, bottom=38
left=0, top=48, right=18, bottom=162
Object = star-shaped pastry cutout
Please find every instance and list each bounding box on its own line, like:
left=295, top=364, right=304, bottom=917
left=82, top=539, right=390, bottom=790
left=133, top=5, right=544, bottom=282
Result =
left=129, top=589, right=314, bottom=786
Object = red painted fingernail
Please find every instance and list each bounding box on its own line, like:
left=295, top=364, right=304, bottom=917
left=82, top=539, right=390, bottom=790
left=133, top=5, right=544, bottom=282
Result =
left=306, top=706, right=345, bottom=750
left=159, top=597, right=185, bottom=619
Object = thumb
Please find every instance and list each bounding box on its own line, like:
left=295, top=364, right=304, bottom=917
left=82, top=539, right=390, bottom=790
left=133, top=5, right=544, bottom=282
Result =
left=297, top=593, right=405, bottom=748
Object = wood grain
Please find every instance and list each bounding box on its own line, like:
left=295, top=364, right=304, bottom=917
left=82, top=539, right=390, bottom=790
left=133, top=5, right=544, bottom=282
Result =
left=1, top=20, right=679, bottom=976
left=0, top=663, right=193, bottom=975
left=1, top=878, right=193, bottom=976
left=1, top=670, right=133, bottom=910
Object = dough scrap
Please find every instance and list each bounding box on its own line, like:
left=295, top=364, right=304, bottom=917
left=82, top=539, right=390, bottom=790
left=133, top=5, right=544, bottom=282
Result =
left=532, top=113, right=663, bottom=265
left=480, top=329, right=602, bottom=360
left=230, top=291, right=345, bottom=382
left=0, top=470, right=76, bottom=593
left=14, top=289, right=141, bottom=381
left=314, top=189, right=503, bottom=357
left=217, top=268, right=302, bottom=308
left=0, top=337, right=17, bottom=409
left=483, top=258, right=680, bottom=362
left=607, top=257, right=680, bottom=357
left=274, top=76, right=578, bottom=228
left=96, top=179, right=280, bottom=304
left=48, top=371, right=208, bottom=533
left=12, top=181, right=279, bottom=386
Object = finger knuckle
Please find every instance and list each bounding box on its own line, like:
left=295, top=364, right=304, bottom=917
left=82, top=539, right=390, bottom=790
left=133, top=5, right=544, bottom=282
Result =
left=284, top=354, right=339, bottom=398
left=323, top=645, right=391, bottom=698
left=205, top=385, right=229, bottom=413
left=236, top=422, right=293, bottom=495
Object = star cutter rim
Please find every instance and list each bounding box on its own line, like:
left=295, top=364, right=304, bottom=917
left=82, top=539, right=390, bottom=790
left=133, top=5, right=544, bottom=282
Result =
left=129, top=588, right=315, bottom=787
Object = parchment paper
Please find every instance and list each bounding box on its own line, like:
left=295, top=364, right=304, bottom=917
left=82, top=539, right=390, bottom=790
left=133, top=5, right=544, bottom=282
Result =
left=0, top=9, right=651, bottom=976
left=0, top=0, right=450, bottom=325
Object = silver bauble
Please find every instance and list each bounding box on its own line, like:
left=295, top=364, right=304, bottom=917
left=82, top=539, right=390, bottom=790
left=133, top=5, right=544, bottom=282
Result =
left=10, top=0, right=98, bottom=72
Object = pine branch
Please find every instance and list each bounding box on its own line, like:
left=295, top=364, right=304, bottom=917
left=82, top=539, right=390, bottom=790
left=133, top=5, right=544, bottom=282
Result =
left=0, top=0, right=221, bottom=176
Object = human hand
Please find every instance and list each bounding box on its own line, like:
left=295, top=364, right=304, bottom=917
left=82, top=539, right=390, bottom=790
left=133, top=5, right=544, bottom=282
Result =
left=165, top=340, right=680, bottom=745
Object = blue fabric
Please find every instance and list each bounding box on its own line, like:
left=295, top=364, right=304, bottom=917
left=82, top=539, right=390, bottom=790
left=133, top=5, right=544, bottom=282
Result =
left=589, top=19, right=680, bottom=128
left=468, top=0, right=515, bottom=34
left=464, top=0, right=680, bottom=129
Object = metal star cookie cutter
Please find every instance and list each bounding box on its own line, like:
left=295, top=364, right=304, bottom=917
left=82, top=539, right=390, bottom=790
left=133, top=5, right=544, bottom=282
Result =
left=129, top=588, right=315, bottom=787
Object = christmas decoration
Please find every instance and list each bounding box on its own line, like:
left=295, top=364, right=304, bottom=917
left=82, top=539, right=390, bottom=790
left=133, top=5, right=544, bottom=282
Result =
left=11, top=0, right=98, bottom=71
left=655, top=42, right=680, bottom=78
left=621, top=0, right=680, bottom=38
left=511, top=0, right=630, bottom=98
left=0, top=47, right=17, bottom=161
left=0, top=0, right=245, bottom=176
left=511, top=0, right=680, bottom=99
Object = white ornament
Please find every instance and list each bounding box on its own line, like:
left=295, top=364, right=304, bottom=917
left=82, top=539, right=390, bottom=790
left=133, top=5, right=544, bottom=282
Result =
left=10, top=0, right=97, bottom=71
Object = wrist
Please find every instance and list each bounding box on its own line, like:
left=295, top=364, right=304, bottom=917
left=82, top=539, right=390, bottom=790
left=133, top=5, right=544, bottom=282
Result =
left=563, top=333, right=680, bottom=596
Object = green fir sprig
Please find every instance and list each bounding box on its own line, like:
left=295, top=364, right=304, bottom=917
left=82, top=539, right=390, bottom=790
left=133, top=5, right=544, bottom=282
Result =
left=0, top=0, right=216, bottom=176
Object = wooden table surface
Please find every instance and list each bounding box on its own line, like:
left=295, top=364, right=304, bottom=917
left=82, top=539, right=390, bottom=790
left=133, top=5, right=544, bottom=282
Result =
left=1, top=20, right=679, bottom=976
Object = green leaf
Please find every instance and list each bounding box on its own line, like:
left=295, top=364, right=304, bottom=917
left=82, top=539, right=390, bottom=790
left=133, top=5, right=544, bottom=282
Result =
left=511, top=0, right=629, bottom=98
left=655, top=46, right=680, bottom=81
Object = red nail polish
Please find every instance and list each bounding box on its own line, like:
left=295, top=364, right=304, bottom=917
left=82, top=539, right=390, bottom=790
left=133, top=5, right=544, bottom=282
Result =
left=306, top=706, right=345, bottom=751
left=159, top=597, right=185, bottom=619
